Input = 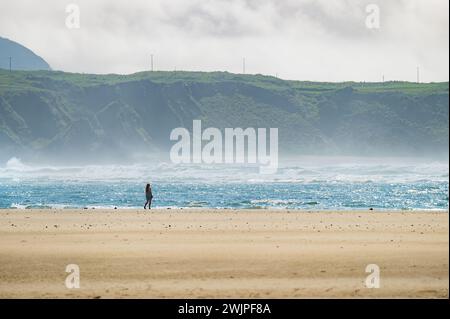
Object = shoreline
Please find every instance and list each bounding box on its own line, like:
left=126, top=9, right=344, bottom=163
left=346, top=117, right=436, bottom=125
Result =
left=2, top=207, right=449, bottom=212
left=0, top=209, right=448, bottom=298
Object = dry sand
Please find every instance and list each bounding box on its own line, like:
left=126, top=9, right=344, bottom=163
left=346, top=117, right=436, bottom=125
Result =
left=0, top=209, right=448, bottom=298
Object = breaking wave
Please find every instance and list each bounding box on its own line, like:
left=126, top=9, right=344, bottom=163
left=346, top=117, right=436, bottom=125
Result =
left=1, top=156, right=448, bottom=210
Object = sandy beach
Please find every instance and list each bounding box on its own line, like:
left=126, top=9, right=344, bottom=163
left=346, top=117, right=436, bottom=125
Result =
left=0, top=209, right=448, bottom=298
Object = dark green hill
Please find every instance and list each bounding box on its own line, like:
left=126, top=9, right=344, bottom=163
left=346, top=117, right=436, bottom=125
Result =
left=0, top=69, right=448, bottom=163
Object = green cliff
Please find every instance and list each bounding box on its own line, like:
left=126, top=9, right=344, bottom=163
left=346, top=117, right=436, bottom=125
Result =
left=0, top=69, right=448, bottom=163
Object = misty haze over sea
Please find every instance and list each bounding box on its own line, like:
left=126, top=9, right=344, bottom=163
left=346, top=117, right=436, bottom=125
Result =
left=1, top=156, right=447, bottom=210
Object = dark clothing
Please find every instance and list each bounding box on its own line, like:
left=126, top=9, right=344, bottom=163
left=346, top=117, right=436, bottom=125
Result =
left=144, top=188, right=153, bottom=209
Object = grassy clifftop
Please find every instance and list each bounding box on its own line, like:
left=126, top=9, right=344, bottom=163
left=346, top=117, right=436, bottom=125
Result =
left=1, top=69, right=447, bottom=94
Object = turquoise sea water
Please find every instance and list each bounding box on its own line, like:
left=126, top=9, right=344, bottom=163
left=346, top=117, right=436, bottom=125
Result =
left=0, top=158, right=448, bottom=210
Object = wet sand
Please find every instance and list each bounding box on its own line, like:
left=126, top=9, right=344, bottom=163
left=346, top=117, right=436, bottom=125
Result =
left=0, top=209, right=448, bottom=298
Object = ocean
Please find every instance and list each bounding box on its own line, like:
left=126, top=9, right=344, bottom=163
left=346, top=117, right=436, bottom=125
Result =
left=0, top=157, right=448, bottom=210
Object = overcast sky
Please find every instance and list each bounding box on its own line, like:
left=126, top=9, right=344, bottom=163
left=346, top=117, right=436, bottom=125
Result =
left=0, top=0, right=448, bottom=82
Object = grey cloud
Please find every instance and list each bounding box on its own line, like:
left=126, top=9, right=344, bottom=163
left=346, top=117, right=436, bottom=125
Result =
left=0, top=0, right=447, bottom=81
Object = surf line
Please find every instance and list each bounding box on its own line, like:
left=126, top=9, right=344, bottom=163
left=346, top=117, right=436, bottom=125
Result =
left=170, top=120, right=278, bottom=174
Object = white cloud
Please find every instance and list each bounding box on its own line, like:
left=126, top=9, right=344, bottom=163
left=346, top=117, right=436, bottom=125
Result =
left=0, top=0, right=448, bottom=81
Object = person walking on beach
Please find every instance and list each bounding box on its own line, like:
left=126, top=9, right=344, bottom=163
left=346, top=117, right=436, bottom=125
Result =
left=144, top=183, right=153, bottom=209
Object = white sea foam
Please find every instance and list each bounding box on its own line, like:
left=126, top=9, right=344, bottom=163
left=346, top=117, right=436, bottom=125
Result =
left=10, top=203, right=28, bottom=209
left=5, top=157, right=31, bottom=171
left=0, top=156, right=448, bottom=184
